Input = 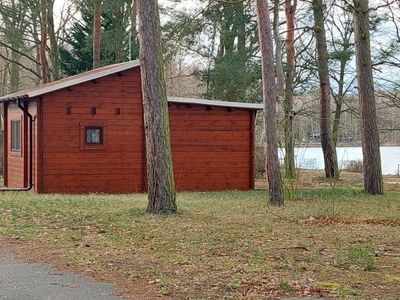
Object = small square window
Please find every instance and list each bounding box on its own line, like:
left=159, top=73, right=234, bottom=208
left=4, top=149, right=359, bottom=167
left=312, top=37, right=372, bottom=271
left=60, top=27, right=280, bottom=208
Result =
left=85, top=126, right=103, bottom=145
left=11, top=120, right=21, bottom=151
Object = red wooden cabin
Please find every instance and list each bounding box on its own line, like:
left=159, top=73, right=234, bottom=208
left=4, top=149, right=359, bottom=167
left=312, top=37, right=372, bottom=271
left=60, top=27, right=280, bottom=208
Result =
left=0, top=61, right=262, bottom=193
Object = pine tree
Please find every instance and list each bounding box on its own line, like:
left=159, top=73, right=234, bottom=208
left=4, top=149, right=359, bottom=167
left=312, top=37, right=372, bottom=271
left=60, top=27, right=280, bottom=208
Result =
left=60, top=0, right=138, bottom=75
left=137, top=0, right=177, bottom=214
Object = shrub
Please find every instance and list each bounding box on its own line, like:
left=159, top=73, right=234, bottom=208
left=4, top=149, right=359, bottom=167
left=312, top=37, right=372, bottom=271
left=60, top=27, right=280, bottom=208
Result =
left=255, top=146, right=265, bottom=178
left=344, top=160, right=363, bottom=173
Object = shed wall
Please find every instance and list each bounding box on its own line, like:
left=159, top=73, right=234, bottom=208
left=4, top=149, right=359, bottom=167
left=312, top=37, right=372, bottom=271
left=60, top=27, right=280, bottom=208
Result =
left=6, top=101, right=37, bottom=189
left=40, top=68, right=144, bottom=193
left=7, top=104, right=25, bottom=188
left=5, top=67, right=255, bottom=193
left=169, top=104, right=254, bottom=191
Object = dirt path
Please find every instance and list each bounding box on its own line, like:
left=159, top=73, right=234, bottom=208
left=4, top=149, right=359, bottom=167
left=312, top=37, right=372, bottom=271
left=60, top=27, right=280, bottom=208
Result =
left=0, top=249, right=122, bottom=300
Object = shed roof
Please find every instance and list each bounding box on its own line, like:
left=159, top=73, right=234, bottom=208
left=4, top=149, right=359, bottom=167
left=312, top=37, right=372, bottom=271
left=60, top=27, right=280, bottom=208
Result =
left=0, top=60, right=141, bottom=101
left=168, top=97, right=262, bottom=110
left=0, top=60, right=262, bottom=110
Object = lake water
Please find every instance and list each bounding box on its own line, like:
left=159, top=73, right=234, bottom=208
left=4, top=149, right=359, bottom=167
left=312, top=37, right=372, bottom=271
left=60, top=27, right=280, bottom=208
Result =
left=278, top=147, right=400, bottom=175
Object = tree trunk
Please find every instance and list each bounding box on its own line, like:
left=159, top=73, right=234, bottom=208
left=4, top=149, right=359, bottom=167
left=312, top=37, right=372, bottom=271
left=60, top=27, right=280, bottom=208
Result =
left=273, top=0, right=284, bottom=95
left=312, top=0, right=338, bottom=178
left=137, top=0, right=177, bottom=214
left=283, top=0, right=296, bottom=179
left=130, top=0, right=138, bottom=60
left=131, top=0, right=138, bottom=39
left=40, top=0, right=50, bottom=83
left=114, top=3, right=122, bottom=63
left=10, top=50, right=20, bottom=92
left=47, top=0, right=60, bottom=81
left=236, top=1, right=246, bottom=100
left=332, top=59, right=346, bottom=147
left=353, top=0, right=383, bottom=194
left=32, top=10, right=42, bottom=86
left=255, top=0, right=284, bottom=206
left=93, top=0, right=102, bottom=69
left=332, top=97, right=342, bottom=147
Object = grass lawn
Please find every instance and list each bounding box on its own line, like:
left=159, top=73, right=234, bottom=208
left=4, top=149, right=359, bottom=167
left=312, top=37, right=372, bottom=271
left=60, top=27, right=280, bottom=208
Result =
left=0, top=183, right=400, bottom=298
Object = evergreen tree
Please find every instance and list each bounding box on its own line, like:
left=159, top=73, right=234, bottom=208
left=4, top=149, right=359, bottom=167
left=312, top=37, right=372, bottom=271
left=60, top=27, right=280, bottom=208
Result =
left=60, top=0, right=138, bottom=76
left=164, top=1, right=260, bottom=102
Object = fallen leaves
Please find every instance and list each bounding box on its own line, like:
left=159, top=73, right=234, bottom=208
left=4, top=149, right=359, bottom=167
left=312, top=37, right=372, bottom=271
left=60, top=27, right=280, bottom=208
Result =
left=304, top=215, right=400, bottom=227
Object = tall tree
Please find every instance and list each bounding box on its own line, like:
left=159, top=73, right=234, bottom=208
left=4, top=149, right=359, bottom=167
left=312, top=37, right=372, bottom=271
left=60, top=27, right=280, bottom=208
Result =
left=40, top=0, right=50, bottom=83
left=312, top=0, right=338, bottom=178
left=137, top=0, right=177, bottom=214
left=129, top=0, right=139, bottom=60
left=93, top=0, right=102, bottom=69
left=60, top=0, right=135, bottom=75
left=255, top=0, right=284, bottom=206
left=47, top=0, right=60, bottom=80
left=207, top=1, right=254, bottom=101
left=326, top=9, right=355, bottom=147
left=283, top=0, right=297, bottom=178
left=164, top=1, right=259, bottom=102
left=0, top=0, right=32, bottom=91
left=353, top=0, right=383, bottom=194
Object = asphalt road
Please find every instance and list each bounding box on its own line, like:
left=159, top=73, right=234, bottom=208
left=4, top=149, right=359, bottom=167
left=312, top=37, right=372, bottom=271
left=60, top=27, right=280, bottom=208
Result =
left=0, top=251, right=122, bottom=300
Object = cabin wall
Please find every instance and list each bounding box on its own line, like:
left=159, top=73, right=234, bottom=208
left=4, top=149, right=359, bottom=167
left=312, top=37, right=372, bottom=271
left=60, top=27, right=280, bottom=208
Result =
left=32, top=99, right=40, bottom=192
left=5, top=66, right=256, bottom=193
left=7, top=103, right=25, bottom=188
left=5, top=101, right=38, bottom=189
left=40, top=68, right=144, bottom=193
left=169, top=104, right=254, bottom=191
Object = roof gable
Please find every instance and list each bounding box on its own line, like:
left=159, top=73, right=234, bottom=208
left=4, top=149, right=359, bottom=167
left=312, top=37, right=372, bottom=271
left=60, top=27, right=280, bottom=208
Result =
left=0, top=60, right=140, bottom=101
left=0, top=60, right=262, bottom=110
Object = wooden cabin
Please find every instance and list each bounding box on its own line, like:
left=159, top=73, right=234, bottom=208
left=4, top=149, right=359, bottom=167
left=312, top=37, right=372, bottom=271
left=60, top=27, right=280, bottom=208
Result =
left=0, top=61, right=262, bottom=193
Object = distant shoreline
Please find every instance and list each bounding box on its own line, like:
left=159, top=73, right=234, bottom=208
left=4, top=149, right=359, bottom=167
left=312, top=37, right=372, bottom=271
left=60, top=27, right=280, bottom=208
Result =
left=256, top=144, right=400, bottom=148
left=297, top=144, right=400, bottom=148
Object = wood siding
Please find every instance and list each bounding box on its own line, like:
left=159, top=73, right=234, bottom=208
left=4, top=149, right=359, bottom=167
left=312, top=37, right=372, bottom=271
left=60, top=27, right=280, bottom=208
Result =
left=40, top=68, right=144, bottom=193
left=169, top=104, right=253, bottom=191
left=7, top=103, right=25, bottom=188
left=6, top=101, right=37, bottom=189
left=5, top=66, right=255, bottom=193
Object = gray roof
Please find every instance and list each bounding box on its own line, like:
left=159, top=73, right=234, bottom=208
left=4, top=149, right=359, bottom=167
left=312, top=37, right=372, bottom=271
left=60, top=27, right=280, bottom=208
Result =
left=168, top=97, right=262, bottom=110
left=0, top=60, right=262, bottom=110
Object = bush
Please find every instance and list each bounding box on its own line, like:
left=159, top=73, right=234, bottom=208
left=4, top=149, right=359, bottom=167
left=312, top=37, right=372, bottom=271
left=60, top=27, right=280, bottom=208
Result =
left=344, top=160, right=363, bottom=173
left=255, top=146, right=265, bottom=178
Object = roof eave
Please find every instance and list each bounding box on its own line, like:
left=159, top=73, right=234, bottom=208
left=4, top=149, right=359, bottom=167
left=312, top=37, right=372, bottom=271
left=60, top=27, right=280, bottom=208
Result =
left=0, top=94, right=30, bottom=103
left=0, top=60, right=140, bottom=102
left=167, top=97, right=263, bottom=110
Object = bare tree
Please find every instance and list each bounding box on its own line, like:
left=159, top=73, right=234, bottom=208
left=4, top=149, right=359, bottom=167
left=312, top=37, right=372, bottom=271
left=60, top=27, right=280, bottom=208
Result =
left=312, top=0, right=338, bottom=178
left=326, top=7, right=355, bottom=147
left=137, top=0, right=177, bottom=214
left=256, top=0, right=284, bottom=206
left=353, top=0, right=383, bottom=194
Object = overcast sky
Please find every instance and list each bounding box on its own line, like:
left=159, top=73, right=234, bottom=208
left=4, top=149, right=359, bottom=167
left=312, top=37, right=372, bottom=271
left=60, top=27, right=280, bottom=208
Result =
left=52, top=0, right=400, bottom=91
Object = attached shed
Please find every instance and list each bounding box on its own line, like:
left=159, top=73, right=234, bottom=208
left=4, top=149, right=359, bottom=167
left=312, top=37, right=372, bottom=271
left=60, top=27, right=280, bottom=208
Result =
left=0, top=61, right=262, bottom=193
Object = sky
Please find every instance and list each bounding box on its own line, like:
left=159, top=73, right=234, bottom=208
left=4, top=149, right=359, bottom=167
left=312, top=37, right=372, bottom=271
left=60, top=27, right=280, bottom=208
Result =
left=52, top=0, right=400, bottom=91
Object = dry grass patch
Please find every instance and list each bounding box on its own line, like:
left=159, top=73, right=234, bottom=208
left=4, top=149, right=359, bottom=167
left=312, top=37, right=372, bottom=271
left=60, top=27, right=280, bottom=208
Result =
left=0, top=188, right=399, bottom=299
